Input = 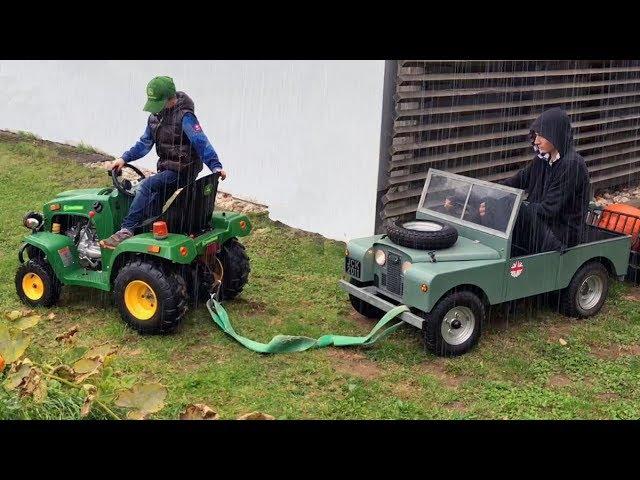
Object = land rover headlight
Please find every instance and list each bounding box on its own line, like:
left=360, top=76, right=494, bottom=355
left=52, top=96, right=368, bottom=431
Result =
left=375, top=249, right=386, bottom=266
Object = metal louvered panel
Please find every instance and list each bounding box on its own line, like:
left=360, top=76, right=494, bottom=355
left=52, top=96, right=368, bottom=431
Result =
left=376, top=60, right=640, bottom=228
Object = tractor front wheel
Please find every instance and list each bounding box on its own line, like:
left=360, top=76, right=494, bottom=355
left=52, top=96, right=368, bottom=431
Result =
left=15, top=258, right=62, bottom=307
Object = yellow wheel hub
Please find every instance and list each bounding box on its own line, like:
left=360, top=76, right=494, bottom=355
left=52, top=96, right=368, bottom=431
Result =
left=124, top=280, right=158, bottom=320
left=22, top=273, right=44, bottom=301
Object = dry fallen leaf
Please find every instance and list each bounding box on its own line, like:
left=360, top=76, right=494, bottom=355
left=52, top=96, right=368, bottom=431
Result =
left=81, top=384, right=98, bottom=417
left=237, top=411, right=275, bottom=420
left=5, top=310, right=23, bottom=321
left=126, top=410, right=148, bottom=420
left=75, top=368, right=101, bottom=385
left=14, top=315, right=41, bottom=331
left=85, top=343, right=117, bottom=360
left=559, top=338, right=568, bottom=346
left=73, top=357, right=101, bottom=374
left=115, top=383, right=167, bottom=418
left=180, top=403, right=219, bottom=420
left=0, top=325, right=31, bottom=363
left=51, top=364, right=75, bottom=381
left=21, top=368, right=47, bottom=403
left=3, top=360, right=33, bottom=391
left=56, top=326, right=79, bottom=343
left=47, top=313, right=56, bottom=321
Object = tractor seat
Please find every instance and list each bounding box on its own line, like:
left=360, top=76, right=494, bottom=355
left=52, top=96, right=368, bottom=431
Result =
left=150, top=173, right=220, bottom=236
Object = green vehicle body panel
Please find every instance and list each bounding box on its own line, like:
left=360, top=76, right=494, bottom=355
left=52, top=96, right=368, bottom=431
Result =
left=22, top=186, right=251, bottom=292
left=344, top=169, right=632, bottom=315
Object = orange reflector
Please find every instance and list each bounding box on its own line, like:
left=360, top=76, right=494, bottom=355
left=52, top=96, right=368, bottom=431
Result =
left=147, top=245, right=161, bottom=253
left=153, top=221, right=168, bottom=239
left=50, top=204, right=60, bottom=211
left=180, top=246, right=188, bottom=256
left=420, top=284, right=429, bottom=293
left=239, top=220, right=247, bottom=230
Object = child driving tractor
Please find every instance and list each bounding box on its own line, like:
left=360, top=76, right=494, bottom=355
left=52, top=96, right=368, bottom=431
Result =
left=101, top=75, right=227, bottom=249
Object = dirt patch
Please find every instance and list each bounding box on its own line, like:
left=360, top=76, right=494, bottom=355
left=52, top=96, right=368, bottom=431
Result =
left=327, top=349, right=382, bottom=380
left=235, top=299, right=268, bottom=314
left=596, top=392, right=620, bottom=401
left=418, top=359, right=467, bottom=389
left=544, top=321, right=575, bottom=346
left=170, top=343, right=227, bottom=372
left=622, top=287, right=640, bottom=302
left=390, top=380, right=421, bottom=400
left=590, top=343, right=640, bottom=360
left=1, top=129, right=112, bottom=165
left=445, top=401, right=469, bottom=412
left=548, top=374, right=572, bottom=388
left=121, top=347, right=145, bottom=357
left=215, top=192, right=267, bottom=214
left=348, top=310, right=376, bottom=329
left=273, top=220, right=328, bottom=240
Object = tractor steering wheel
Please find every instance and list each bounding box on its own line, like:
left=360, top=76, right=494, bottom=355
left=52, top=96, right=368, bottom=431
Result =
left=109, top=164, right=147, bottom=197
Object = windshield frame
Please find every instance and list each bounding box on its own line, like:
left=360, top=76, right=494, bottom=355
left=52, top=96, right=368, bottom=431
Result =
left=417, top=168, right=524, bottom=239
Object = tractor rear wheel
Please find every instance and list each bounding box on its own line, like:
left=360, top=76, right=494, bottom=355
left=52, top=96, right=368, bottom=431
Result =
left=114, top=259, right=188, bottom=334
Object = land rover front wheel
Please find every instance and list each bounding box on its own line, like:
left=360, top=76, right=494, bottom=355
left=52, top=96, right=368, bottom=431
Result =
left=421, top=291, right=484, bottom=357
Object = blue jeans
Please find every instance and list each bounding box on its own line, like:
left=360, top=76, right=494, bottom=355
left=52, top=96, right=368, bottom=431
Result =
left=121, top=170, right=191, bottom=231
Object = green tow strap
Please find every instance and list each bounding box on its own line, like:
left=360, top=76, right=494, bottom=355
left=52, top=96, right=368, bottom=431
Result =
left=206, top=299, right=410, bottom=354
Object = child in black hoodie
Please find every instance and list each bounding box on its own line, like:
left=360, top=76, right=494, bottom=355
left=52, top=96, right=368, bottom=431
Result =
left=500, top=107, right=591, bottom=254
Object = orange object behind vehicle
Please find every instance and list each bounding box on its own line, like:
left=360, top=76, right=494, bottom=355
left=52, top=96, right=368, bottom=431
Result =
left=597, top=203, right=640, bottom=250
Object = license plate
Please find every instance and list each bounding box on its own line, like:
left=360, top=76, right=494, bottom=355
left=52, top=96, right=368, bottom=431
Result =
left=345, top=257, right=361, bottom=278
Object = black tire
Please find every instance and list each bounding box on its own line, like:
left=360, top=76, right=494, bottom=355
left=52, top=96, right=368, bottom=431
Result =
left=559, top=261, right=609, bottom=318
left=218, top=238, right=250, bottom=300
left=15, top=258, right=62, bottom=307
left=385, top=218, right=458, bottom=250
left=421, top=290, right=484, bottom=357
left=348, top=279, right=384, bottom=319
left=114, top=259, right=188, bottom=334
left=185, top=261, right=216, bottom=307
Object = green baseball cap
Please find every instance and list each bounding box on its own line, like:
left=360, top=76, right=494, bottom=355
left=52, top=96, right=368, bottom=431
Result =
left=143, top=76, right=176, bottom=113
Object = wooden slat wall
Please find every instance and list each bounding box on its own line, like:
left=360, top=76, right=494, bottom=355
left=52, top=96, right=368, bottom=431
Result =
left=380, top=60, right=640, bottom=221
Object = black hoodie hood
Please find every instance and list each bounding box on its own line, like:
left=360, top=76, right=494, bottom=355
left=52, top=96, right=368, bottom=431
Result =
left=530, top=107, right=574, bottom=157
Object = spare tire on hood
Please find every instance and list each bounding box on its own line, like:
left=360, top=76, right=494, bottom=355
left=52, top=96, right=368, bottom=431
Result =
left=385, top=219, right=458, bottom=250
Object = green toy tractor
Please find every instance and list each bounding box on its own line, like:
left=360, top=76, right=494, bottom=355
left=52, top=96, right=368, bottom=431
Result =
left=15, top=164, right=251, bottom=334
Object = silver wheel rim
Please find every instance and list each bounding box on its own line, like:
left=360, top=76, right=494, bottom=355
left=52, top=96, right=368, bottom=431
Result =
left=403, top=221, right=443, bottom=232
left=578, top=274, right=604, bottom=310
left=441, top=306, right=475, bottom=345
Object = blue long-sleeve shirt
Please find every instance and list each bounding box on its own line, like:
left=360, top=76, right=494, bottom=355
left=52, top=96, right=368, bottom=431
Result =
left=121, top=113, right=223, bottom=172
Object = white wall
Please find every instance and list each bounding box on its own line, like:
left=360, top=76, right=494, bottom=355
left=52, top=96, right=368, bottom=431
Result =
left=0, top=60, right=386, bottom=241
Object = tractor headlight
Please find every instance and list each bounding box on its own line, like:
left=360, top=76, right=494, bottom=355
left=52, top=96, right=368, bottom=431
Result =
left=375, top=249, right=386, bottom=266
left=23, top=212, right=44, bottom=231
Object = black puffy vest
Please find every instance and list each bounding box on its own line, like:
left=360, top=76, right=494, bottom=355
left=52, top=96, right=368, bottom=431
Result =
left=148, top=91, right=203, bottom=178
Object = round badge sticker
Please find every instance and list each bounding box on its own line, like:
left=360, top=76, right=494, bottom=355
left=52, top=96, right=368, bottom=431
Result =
left=510, top=261, right=525, bottom=278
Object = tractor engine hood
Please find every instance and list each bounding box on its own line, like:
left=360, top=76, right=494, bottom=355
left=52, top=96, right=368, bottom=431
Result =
left=54, top=188, right=105, bottom=200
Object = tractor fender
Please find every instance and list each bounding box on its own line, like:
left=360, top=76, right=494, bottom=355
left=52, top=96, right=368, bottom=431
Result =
left=20, top=232, right=78, bottom=277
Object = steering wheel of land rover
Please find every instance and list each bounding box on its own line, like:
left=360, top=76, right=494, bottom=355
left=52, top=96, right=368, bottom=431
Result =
left=109, top=164, right=147, bottom=198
